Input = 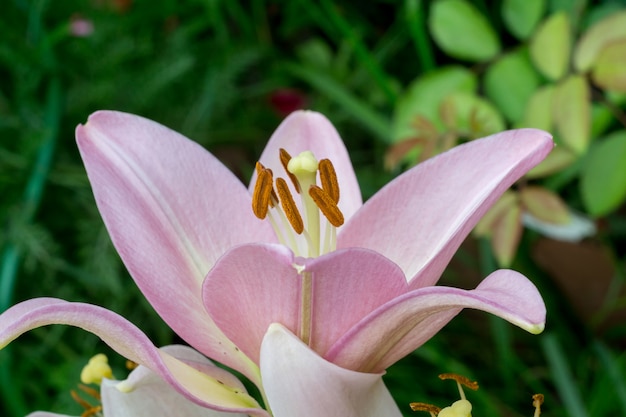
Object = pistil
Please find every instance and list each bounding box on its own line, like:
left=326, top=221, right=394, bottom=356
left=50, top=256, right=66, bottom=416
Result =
left=287, top=151, right=321, bottom=257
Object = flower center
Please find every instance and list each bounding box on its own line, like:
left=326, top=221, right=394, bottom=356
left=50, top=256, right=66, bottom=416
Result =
left=251, top=148, right=344, bottom=258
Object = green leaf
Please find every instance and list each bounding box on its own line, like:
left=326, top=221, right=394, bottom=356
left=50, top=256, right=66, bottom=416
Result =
left=553, top=75, right=590, bottom=154
left=574, top=10, right=626, bottom=72
left=429, top=0, right=500, bottom=62
left=520, top=84, right=554, bottom=131
left=392, top=66, right=476, bottom=141
left=591, top=40, right=626, bottom=93
left=530, top=12, right=571, bottom=81
left=501, top=0, right=546, bottom=40
left=443, top=91, right=506, bottom=136
left=581, top=130, right=626, bottom=217
left=484, top=48, right=541, bottom=122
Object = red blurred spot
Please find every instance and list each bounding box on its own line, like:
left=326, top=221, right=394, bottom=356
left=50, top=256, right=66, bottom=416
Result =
left=269, top=89, right=307, bottom=116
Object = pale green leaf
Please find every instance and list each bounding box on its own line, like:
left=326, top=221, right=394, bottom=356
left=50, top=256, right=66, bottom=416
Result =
left=581, top=131, right=626, bottom=216
left=484, top=48, right=541, bottom=122
left=501, top=0, right=546, bottom=40
left=429, top=0, right=500, bottom=62
left=392, top=66, right=476, bottom=141
left=591, top=40, right=626, bottom=92
left=553, top=75, right=590, bottom=154
left=574, top=10, right=626, bottom=72
left=442, top=91, right=506, bottom=137
left=530, top=12, right=571, bottom=80
left=519, top=85, right=554, bottom=131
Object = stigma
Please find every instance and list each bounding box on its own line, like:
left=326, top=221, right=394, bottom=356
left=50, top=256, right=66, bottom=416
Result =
left=252, top=148, right=344, bottom=258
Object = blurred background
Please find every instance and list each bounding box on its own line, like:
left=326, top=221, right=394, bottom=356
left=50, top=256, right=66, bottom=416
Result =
left=2, top=0, right=626, bottom=416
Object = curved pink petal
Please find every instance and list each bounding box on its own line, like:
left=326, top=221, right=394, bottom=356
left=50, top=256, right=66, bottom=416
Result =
left=27, top=413, right=73, bottom=417
left=260, top=324, right=402, bottom=417
left=76, top=111, right=273, bottom=380
left=338, top=129, right=553, bottom=288
left=302, top=248, right=408, bottom=356
left=325, top=270, right=546, bottom=373
left=203, top=244, right=409, bottom=364
left=0, top=298, right=269, bottom=417
left=203, top=243, right=300, bottom=365
left=120, top=345, right=246, bottom=393
left=251, top=110, right=363, bottom=220
left=103, top=346, right=248, bottom=417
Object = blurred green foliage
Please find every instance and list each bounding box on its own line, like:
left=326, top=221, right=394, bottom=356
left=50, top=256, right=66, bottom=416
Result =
left=2, top=0, right=626, bottom=416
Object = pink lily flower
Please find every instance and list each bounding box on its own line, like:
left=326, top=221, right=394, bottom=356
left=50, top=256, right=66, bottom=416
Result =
left=0, top=110, right=552, bottom=416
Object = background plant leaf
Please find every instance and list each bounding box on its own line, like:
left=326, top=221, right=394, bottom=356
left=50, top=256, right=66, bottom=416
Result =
left=530, top=11, right=571, bottom=80
left=428, top=0, right=500, bottom=62
left=501, top=0, right=546, bottom=40
left=580, top=130, right=626, bottom=216
left=484, top=48, right=541, bottom=123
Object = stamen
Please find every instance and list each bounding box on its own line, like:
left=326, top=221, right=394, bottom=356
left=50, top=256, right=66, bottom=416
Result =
left=318, top=159, right=340, bottom=204
left=410, top=402, right=441, bottom=416
left=82, top=406, right=103, bottom=417
left=438, top=373, right=479, bottom=391
left=71, top=390, right=94, bottom=410
left=79, top=383, right=101, bottom=401
left=533, top=393, right=544, bottom=417
left=255, top=162, right=279, bottom=206
left=279, top=148, right=301, bottom=193
left=309, top=185, right=344, bottom=227
left=252, top=165, right=274, bottom=219
left=275, top=178, right=304, bottom=234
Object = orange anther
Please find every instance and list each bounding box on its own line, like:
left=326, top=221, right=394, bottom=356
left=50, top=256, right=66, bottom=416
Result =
left=276, top=178, right=304, bottom=234
left=438, top=373, right=479, bottom=390
left=309, top=185, right=344, bottom=227
left=279, top=148, right=301, bottom=193
left=252, top=168, right=273, bottom=219
left=533, top=393, right=544, bottom=417
left=409, top=402, right=441, bottom=415
left=318, top=159, right=339, bottom=204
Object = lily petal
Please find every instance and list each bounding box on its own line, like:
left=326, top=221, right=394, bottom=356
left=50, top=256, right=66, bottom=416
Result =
left=0, top=298, right=269, bottom=417
left=338, top=129, right=553, bottom=288
left=251, top=110, right=363, bottom=220
left=103, top=346, right=247, bottom=417
left=203, top=244, right=409, bottom=363
left=76, top=111, right=272, bottom=380
left=260, top=324, right=402, bottom=417
left=325, top=269, right=546, bottom=373
left=27, top=413, right=73, bottom=417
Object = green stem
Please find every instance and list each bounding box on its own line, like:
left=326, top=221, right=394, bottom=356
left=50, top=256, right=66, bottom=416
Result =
left=404, top=0, right=436, bottom=72
left=541, top=333, right=590, bottom=417
left=478, top=238, right=514, bottom=394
